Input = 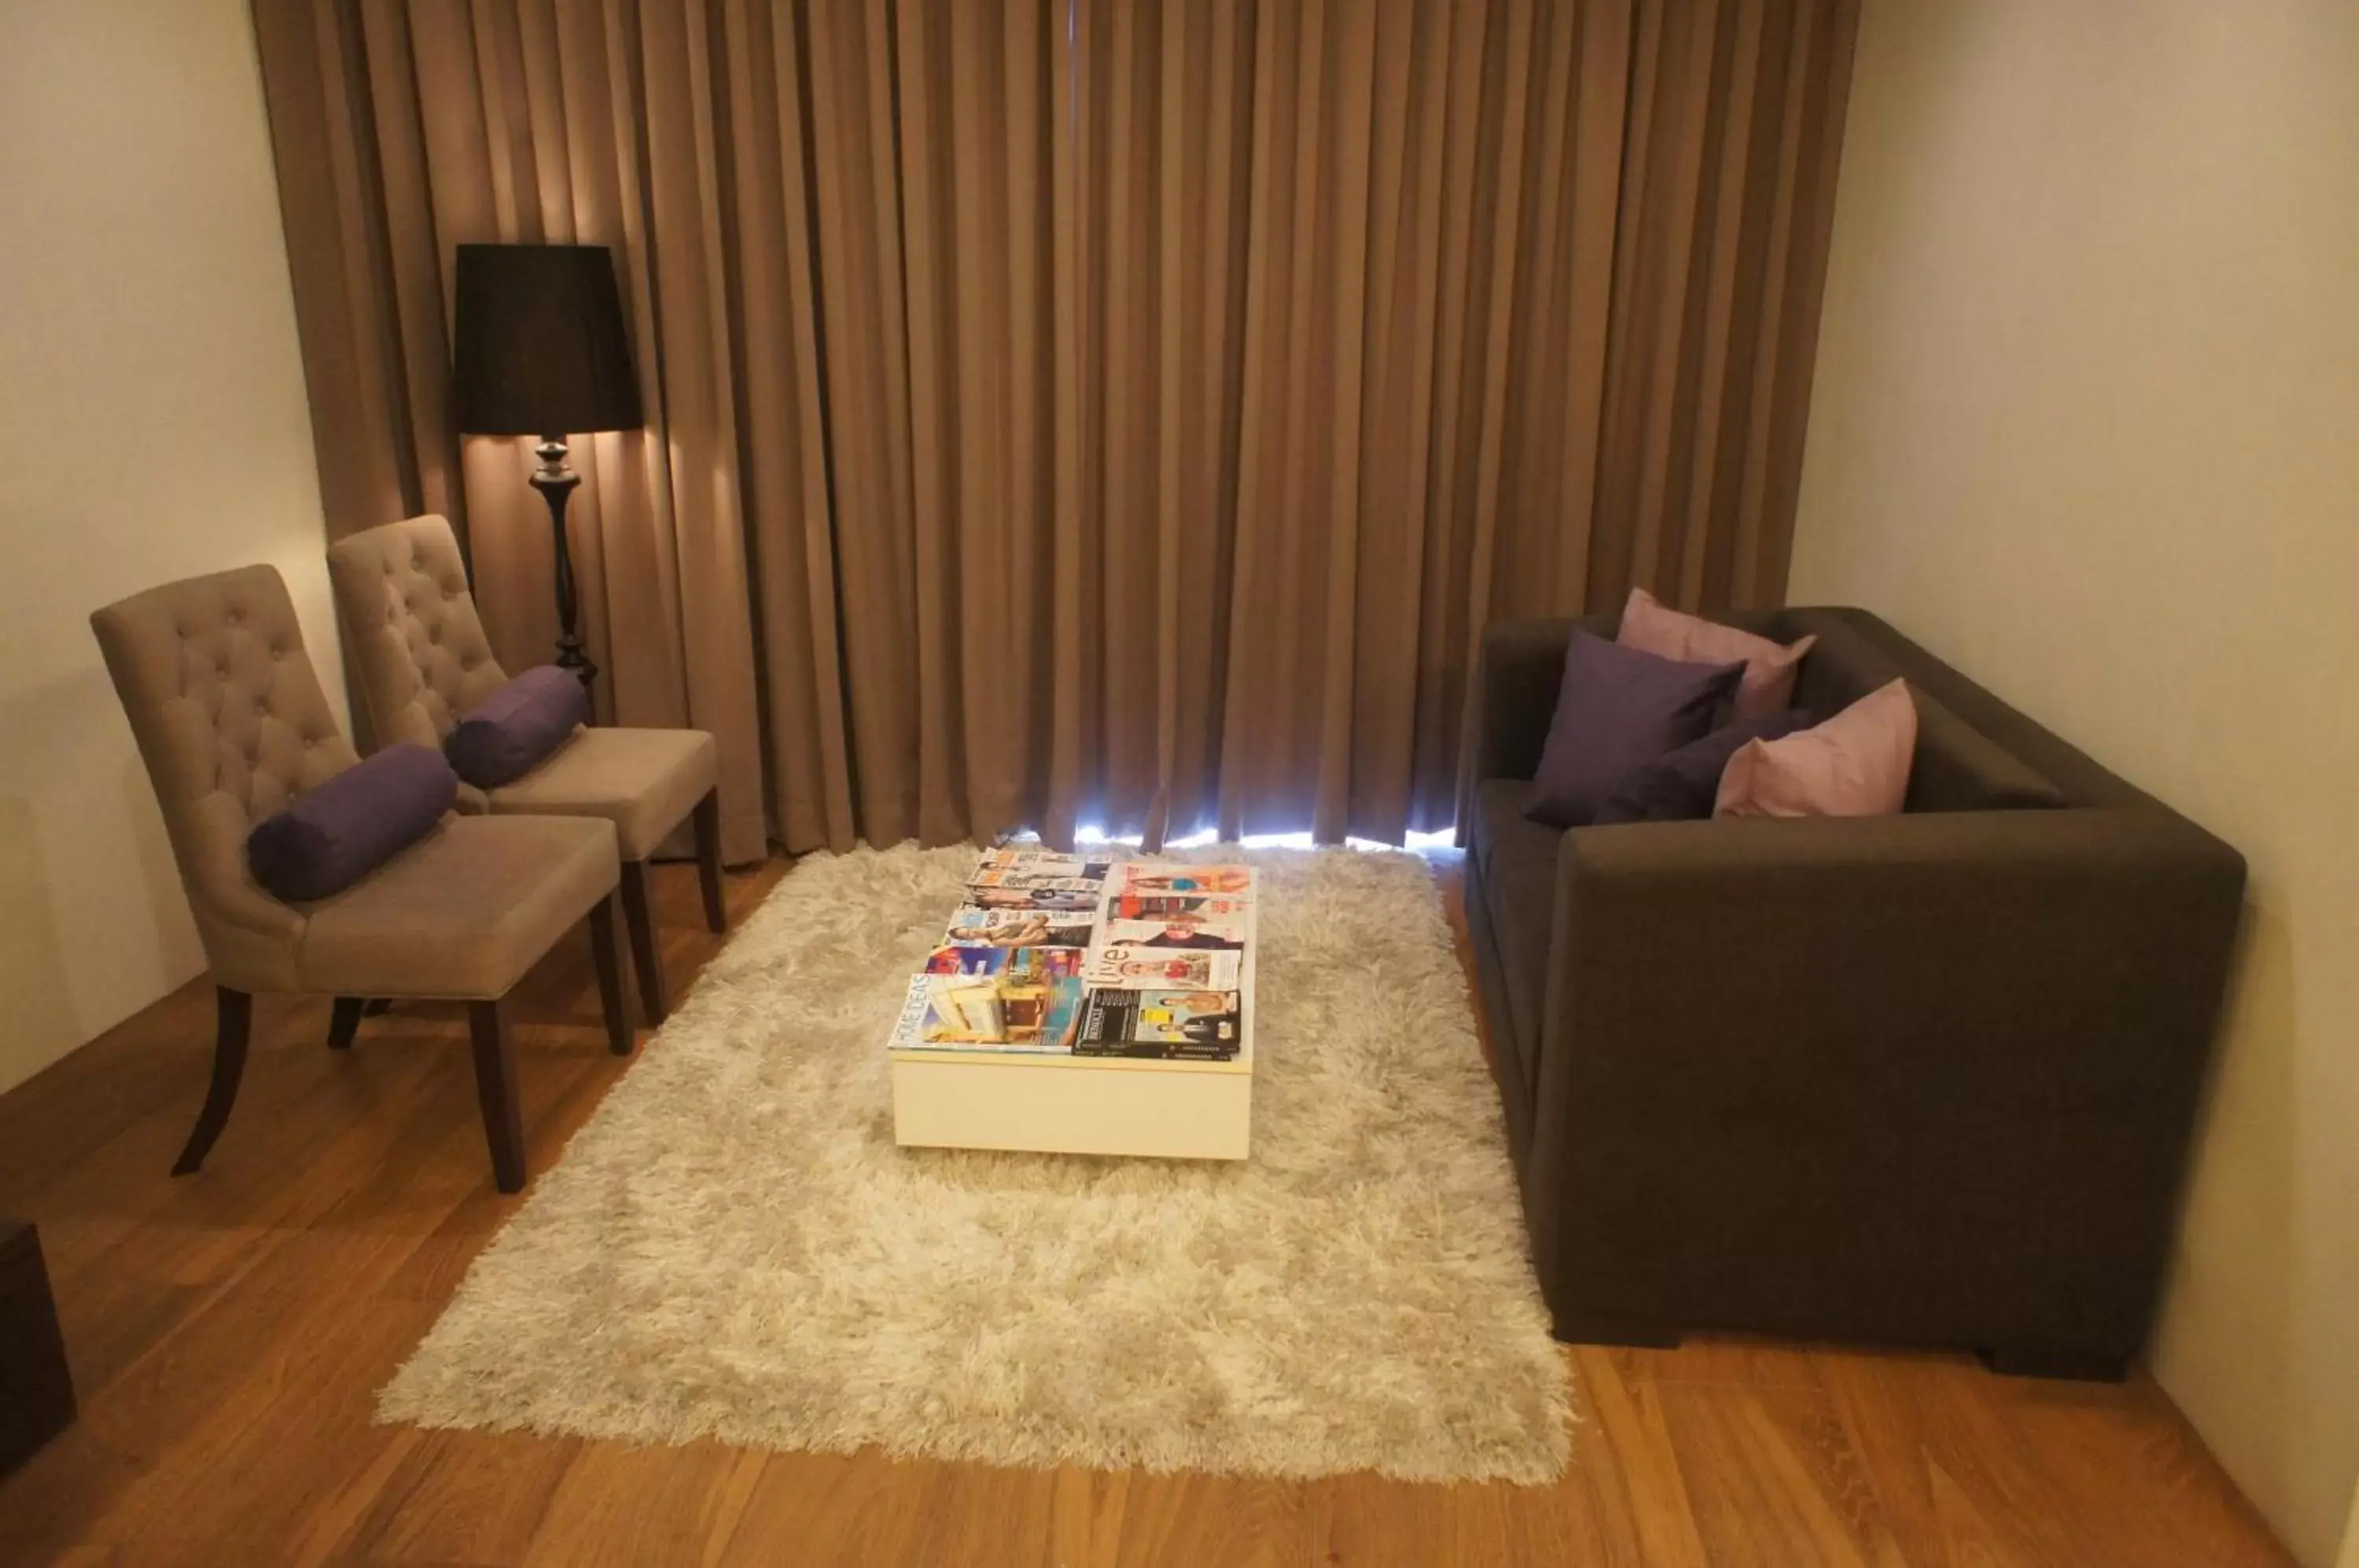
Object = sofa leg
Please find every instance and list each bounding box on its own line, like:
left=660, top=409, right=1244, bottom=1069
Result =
left=1551, top=1311, right=1682, bottom=1350
left=1979, top=1345, right=2130, bottom=1382
left=171, top=987, right=251, bottom=1176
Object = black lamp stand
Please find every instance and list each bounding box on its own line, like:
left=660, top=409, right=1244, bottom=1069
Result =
left=528, top=436, right=596, bottom=690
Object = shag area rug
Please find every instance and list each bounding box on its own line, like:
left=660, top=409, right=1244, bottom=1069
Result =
left=379, top=844, right=1571, bottom=1483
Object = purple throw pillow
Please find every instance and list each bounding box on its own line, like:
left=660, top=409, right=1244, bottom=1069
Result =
left=1592, top=709, right=1812, bottom=824
left=246, top=742, right=458, bottom=902
left=444, top=664, right=589, bottom=788
left=1522, top=632, right=1746, bottom=829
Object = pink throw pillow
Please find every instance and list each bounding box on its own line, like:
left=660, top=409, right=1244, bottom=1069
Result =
left=1616, top=587, right=1816, bottom=719
left=1714, top=679, right=1918, bottom=819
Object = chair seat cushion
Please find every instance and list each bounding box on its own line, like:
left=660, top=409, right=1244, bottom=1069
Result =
left=486, top=727, right=719, bottom=861
left=246, top=743, right=458, bottom=902
left=296, top=815, right=619, bottom=999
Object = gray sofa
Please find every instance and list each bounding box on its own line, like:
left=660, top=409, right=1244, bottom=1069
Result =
left=1460, top=605, right=2245, bottom=1378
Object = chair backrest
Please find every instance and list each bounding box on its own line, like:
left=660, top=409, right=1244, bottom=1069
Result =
left=89, top=564, right=360, bottom=991
left=325, top=514, right=510, bottom=752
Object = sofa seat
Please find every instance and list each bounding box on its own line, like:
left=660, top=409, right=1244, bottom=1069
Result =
left=1459, top=605, right=2248, bottom=1371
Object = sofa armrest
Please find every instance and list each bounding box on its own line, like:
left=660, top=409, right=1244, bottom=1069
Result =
left=1525, top=806, right=2245, bottom=1353
left=1468, top=615, right=1614, bottom=785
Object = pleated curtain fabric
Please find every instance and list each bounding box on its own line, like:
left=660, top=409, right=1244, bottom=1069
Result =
left=251, top=0, right=1857, bottom=859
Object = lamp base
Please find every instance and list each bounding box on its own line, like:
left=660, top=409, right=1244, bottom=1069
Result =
left=528, top=437, right=598, bottom=694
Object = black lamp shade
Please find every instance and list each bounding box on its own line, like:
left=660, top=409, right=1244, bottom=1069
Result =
left=451, top=243, right=644, bottom=436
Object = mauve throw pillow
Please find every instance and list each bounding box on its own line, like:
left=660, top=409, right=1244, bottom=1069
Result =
left=1615, top=587, right=1816, bottom=720
left=1714, top=679, right=1918, bottom=819
left=1592, top=709, right=1812, bottom=824
left=444, top=664, right=589, bottom=788
left=1523, top=632, right=1745, bottom=828
left=246, top=742, right=458, bottom=903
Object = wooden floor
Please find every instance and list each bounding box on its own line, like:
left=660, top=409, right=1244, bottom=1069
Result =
left=0, top=854, right=2291, bottom=1567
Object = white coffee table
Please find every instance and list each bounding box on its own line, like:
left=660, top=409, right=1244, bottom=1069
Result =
left=886, top=881, right=1258, bottom=1161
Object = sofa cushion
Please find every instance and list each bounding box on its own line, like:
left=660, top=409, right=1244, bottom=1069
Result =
left=245, top=742, right=458, bottom=903
left=1716, top=679, right=1918, bottom=819
left=1474, top=778, right=1562, bottom=1071
left=1594, top=710, right=1812, bottom=824
left=1617, top=587, right=1816, bottom=719
left=1526, top=633, right=1744, bottom=828
left=446, top=665, right=590, bottom=788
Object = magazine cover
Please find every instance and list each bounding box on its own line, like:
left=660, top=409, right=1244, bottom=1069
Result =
left=1076, top=987, right=1242, bottom=1051
left=1099, top=911, right=1247, bottom=949
left=1070, top=1036, right=1243, bottom=1062
left=1116, top=863, right=1253, bottom=897
left=895, top=971, right=1084, bottom=1051
left=1108, top=889, right=1253, bottom=922
left=942, top=905, right=1099, bottom=948
left=970, top=858, right=1113, bottom=890
left=1080, top=944, right=1241, bottom=991
left=970, top=882, right=1103, bottom=913
left=922, top=945, right=1084, bottom=981
left=971, top=846, right=1110, bottom=880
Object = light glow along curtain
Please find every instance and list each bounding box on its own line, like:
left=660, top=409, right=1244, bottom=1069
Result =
left=252, top=0, right=1857, bottom=858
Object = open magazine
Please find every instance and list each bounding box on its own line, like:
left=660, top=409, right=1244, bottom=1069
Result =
left=890, top=848, right=1255, bottom=1061
left=1080, top=944, right=1240, bottom=991
left=888, top=971, right=1084, bottom=1053
left=943, top=905, right=1099, bottom=948
left=1075, top=988, right=1242, bottom=1058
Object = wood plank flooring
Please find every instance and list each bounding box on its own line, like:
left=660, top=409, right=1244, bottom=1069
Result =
left=0, top=854, right=2291, bottom=1566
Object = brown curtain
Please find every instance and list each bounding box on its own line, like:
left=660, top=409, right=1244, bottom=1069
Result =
left=252, top=0, right=1856, bottom=858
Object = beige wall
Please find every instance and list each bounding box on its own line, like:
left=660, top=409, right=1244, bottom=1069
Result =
left=1790, top=2, right=2359, bottom=1562
left=0, top=0, right=337, bottom=1093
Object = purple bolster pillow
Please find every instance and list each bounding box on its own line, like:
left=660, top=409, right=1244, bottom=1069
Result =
left=246, top=742, right=458, bottom=902
left=443, top=664, right=589, bottom=788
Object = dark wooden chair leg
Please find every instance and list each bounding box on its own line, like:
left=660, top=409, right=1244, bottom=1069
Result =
left=466, top=998, right=527, bottom=1194
left=171, top=987, right=251, bottom=1176
left=618, top=860, right=668, bottom=1026
left=327, top=996, right=366, bottom=1050
left=691, top=787, right=727, bottom=933
left=587, top=893, right=635, bottom=1055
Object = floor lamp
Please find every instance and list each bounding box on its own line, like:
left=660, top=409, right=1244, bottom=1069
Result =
left=450, top=242, right=644, bottom=695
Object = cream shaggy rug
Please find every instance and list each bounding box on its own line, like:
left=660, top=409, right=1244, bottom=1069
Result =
left=379, top=844, right=1571, bottom=1483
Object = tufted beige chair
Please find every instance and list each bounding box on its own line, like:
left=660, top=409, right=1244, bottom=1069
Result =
left=90, top=564, right=635, bottom=1194
left=326, top=515, right=724, bottom=1026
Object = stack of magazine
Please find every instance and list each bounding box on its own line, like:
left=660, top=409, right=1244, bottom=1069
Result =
left=886, top=847, right=1254, bottom=1062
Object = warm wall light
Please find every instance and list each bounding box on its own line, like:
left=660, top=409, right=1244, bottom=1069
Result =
left=450, top=242, right=643, bottom=695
